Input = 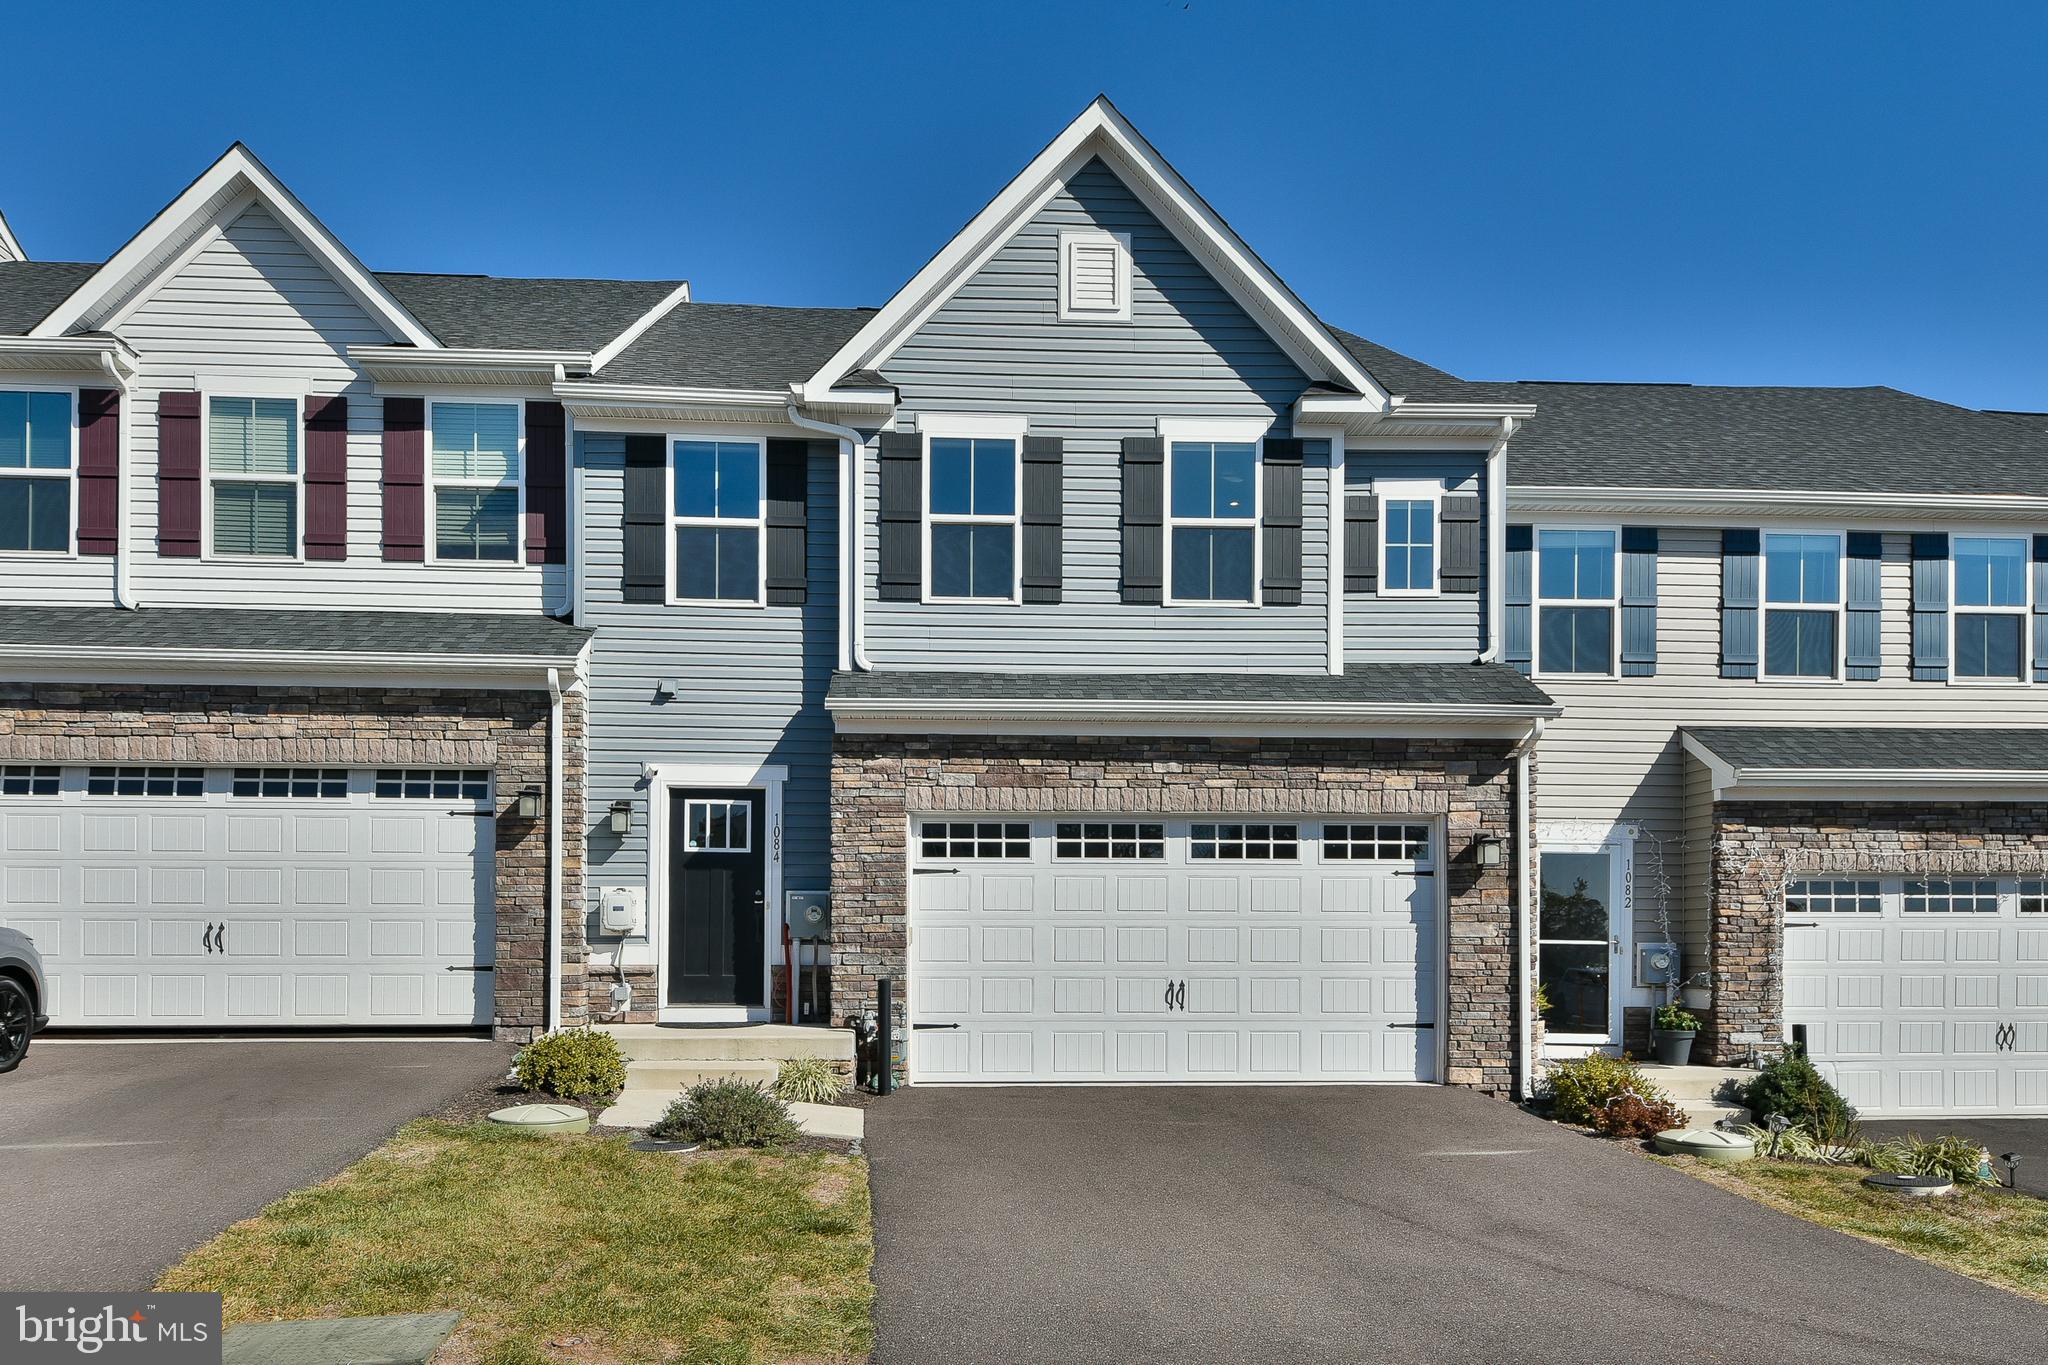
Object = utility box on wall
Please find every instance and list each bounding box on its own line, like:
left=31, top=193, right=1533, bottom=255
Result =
left=597, top=886, right=646, bottom=937
left=1637, top=942, right=1680, bottom=987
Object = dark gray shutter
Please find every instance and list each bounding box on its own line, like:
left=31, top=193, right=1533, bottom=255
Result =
left=1345, top=494, right=1379, bottom=593
left=1021, top=435, right=1063, bottom=604
left=1440, top=495, right=1482, bottom=594
left=1719, top=528, right=1760, bottom=678
left=1844, top=531, right=1883, bottom=680
left=1911, top=532, right=1950, bottom=681
left=876, top=431, right=922, bottom=601
left=1504, top=524, right=1532, bottom=674
left=2034, top=536, right=2048, bottom=683
left=1620, top=526, right=1658, bottom=676
left=1120, top=436, right=1164, bottom=604
left=621, top=434, right=667, bottom=603
left=763, top=439, right=809, bottom=605
left=1260, top=437, right=1303, bottom=606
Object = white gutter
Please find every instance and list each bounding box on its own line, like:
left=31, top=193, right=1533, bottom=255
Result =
left=1512, top=716, right=1545, bottom=1100
left=786, top=401, right=871, bottom=671
left=544, top=666, right=565, bottom=1033
left=1475, top=416, right=1518, bottom=663
left=0, top=645, right=576, bottom=677
left=101, top=351, right=140, bottom=611
left=1509, top=484, right=2048, bottom=520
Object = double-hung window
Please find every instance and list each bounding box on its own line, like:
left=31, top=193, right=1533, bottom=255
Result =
left=1535, top=528, right=1617, bottom=674
left=1953, top=534, right=2028, bottom=681
left=1376, top=480, right=1439, bottom=595
left=0, top=388, right=73, bottom=554
left=1762, top=532, right=1841, bottom=679
left=927, top=435, right=1017, bottom=601
left=208, top=396, right=300, bottom=558
left=1167, top=439, right=1258, bottom=603
left=671, top=438, right=762, bottom=603
left=430, top=402, right=521, bottom=562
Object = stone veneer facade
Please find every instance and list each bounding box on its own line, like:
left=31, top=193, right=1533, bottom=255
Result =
left=0, top=682, right=585, bottom=1041
left=831, top=732, right=1530, bottom=1093
left=1707, top=798, right=2048, bottom=1062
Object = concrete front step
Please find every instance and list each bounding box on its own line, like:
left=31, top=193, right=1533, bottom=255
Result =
left=1635, top=1062, right=1753, bottom=1103
left=626, top=1059, right=779, bottom=1089
left=596, top=1087, right=863, bottom=1139
left=598, top=1023, right=853, bottom=1064
left=1680, top=1101, right=1752, bottom=1131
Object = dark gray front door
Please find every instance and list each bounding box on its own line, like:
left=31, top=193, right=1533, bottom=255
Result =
left=668, top=788, right=766, bottom=1006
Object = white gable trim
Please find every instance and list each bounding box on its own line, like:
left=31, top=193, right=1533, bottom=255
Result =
left=30, top=144, right=438, bottom=349
left=591, top=279, right=694, bottom=374
left=0, top=210, right=25, bottom=263
left=797, top=97, right=1387, bottom=407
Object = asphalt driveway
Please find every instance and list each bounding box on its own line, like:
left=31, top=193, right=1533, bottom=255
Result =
left=1862, top=1117, right=2047, bottom=1197
left=868, top=1086, right=2048, bottom=1365
left=0, top=1037, right=512, bottom=1291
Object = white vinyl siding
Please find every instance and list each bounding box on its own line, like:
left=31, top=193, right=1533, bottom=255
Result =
left=430, top=402, right=522, bottom=564
left=207, top=396, right=300, bottom=558
left=0, top=387, right=74, bottom=555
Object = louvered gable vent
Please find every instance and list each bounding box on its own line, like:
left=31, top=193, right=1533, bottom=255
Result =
left=1060, top=230, right=1130, bottom=321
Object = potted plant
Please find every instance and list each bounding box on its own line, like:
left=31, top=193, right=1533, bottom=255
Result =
left=1651, top=1002, right=1701, bottom=1065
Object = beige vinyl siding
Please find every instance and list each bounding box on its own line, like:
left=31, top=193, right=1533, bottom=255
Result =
left=1536, top=525, right=2048, bottom=981
left=1345, top=453, right=1487, bottom=662
left=105, top=203, right=558, bottom=610
left=870, top=159, right=1326, bottom=672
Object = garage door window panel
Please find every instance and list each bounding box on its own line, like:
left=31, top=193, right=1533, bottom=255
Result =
left=1054, top=822, right=1165, bottom=860
left=919, top=821, right=1030, bottom=860
left=232, top=768, right=348, bottom=799
left=1323, top=824, right=1430, bottom=862
left=2022, top=881, right=2048, bottom=915
left=1786, top=879, right=1881, bottom=914
left=1189, top=823, right=1298, bottom=861
left=1953, top=535, right=2028, bottom=681
left=1904, top=879, right=2001, bottom=913
left=1763, top=532, right=1842, bottom=680
left=374, top=769, right=490, bottom=801
left=86, top=767, right=204, bottom=797
left=0, top=765, right=59, bottom=796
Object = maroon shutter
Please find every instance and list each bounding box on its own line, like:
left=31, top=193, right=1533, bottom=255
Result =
left=157, top=391, right=202, bottom=557
left=525, top=400, right=566, bottom=564
left=302, top=395, right=349, bottom=561
left=381, top=396, right=425, bottom=561
left=76, top=388, right=120, bottom=556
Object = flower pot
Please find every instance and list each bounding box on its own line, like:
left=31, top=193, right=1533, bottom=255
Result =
left=1651, top=1029, right=1696, bottom=1065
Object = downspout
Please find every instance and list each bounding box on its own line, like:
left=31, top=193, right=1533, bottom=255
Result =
left=1512, top=715, right=1545, bottom=1099
left=1475, top=416, right=1517, bottom=663
left=786, top=401, right=870, bottom=671
left=102, top=352, right=139, bottom=610
left=545, top=665, right=565, bottom=1033
left=549, top=363, right=576, bottom=620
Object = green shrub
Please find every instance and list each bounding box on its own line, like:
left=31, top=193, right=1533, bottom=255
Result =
left=1740, top=1052, right=1854, bottom=1134
left=1859, top=1133, right=1994, bottom=1186
left=649, top=1079, right=801, bottom=1149
left=512, top=1028, right=626, bottom=1102
left=1589, top=1090, right=1687, bottom=1139
left=1652, top=1003, right=1700, bottom=1033
left=774, top=1056, right=843, bottom=1105
left=1543, top=1053, right=1671, bottom=1125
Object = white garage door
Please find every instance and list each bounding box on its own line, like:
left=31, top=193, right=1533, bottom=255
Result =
left=1785, top=876, right=2048, bottom=1117
left=0, top=764, right=495, bottom=1027
left=908, top=816, right=1441, bottom=1083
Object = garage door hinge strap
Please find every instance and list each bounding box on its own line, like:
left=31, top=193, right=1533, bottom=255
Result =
left=911, top=1022, right=960, bottom=1030
left=445, top=965, right=495, bottom=972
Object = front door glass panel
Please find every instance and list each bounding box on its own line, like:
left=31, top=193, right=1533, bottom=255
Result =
left=1539, top=850, right=1614, bottom=1039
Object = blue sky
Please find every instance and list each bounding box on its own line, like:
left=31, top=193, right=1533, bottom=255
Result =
left=5, top=2, right=2044, bottom=409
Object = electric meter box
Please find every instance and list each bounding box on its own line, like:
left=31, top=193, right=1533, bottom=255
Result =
left=1637, top=942, right=1680, bottom=987
left=598, top=886, right=645, bottom=937
left=786, top=891, right=832, bottom=940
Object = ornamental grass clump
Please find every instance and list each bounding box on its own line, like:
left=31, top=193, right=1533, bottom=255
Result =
left=774, top=1056, right=843, bottom=1105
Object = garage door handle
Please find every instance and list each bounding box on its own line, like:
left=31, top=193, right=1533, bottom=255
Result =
left=216, top=922, right=225, bottom=954
left=202, top=923, right=216, bottom=955
left=1389, top=1022, right=1434, bottom=1030
left=911, top=868, right=958, bottom=876
left=912, top=1022, right=960, bottom=1030
left=445, top=965, right=495, bottom=972
left=1785, top=921, right=1819, bottom=929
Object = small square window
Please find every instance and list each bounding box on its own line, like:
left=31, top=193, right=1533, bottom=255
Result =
left=85, top=766, right=204, bottom=797
left=1190, top=823, right=1298, bottom=861
left=1324, top=824, right=1430, bottom=862
left=1785, top=879, right=1882, bottom=914
left=1903, top=878, right=2000, bottom=913
left=685, top=799, right=753, bottom=852
left=374, top=769, right=490, bottom=801
left=0, top=765, right=59, bottom=796
left=918, top=821, right=1031, bottom=860
left=1054, top=822, right=1165, bottom=860
left=2019, top=880, right=2048, bottom=914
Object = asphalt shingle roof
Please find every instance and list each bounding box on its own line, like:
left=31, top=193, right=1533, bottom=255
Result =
left=1686, top=726, right=2048, bottom=772
left=592, top=302, right=874, bottom=389
left=375, top=273, right=683, bottom=353
left=0, top=607, right=591, bottom=661
left=0, top=260, right=96, bottom=335
left=829, top=664, right=1553, bottom=710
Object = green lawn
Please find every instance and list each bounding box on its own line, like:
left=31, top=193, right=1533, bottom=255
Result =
left=158, top=1120, right=872, bottom=1365
left=1661, top=1154, right=2048, bottom=1305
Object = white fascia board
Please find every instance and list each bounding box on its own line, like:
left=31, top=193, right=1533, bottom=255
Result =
left=554, top=380, right=792, bottom=425
left=827, top=697, right=1560, bottom=738
left=351, top=345, right=592, bottom=386
left=1511, top=484, right=2048, bottom=522
left=31, top=144, right=439, bottom=349
left=0, top=336, right=138, bottom=377
left=589, top=280, right=692, bottom=374
left=800, top=97, right=1386, bottom=404
left=0, top=209, right=24, bottom=262
left=0, top=645, right=568, bottom=687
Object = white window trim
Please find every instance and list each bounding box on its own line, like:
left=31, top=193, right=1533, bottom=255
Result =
left=919, top=414, right=1026, bottom=606
left=641, top=760, right=787, bottom=1024
left=1373, top=478, right=1443, bottom=599
left=200, top=389, right=305, bottom=564
left=1531, top=523, right=1621, bottom=680
left=682, top=797, right=755, bottom=853
left=1161, top=419, right=1267, bottom=608
left=1758, top=527, right=1846, bottom=684
left=0, top=381, right=79, bottom=560
left=424, top=397, right=526, bottom=568
left=666, top=433, right=766, bottom=608
left=1948, top=529, right=2033, bottom=687
left=1057, top=228, right=1132, bottom=323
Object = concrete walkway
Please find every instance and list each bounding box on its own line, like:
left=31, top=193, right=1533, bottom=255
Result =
left=867, top=1086, right=2048, bottom=1365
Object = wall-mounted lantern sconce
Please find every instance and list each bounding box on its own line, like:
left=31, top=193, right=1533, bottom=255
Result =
left=1475, top=834, right=1506, bottom=868
left=609, top=799, right=634, bottom=836
left=514, top=788, right=543, bottom=820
